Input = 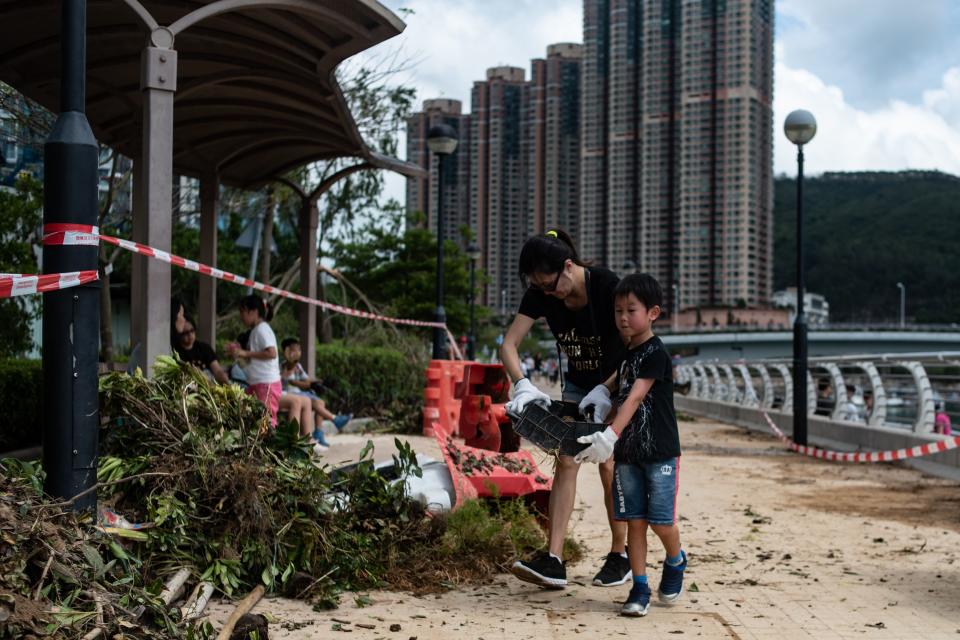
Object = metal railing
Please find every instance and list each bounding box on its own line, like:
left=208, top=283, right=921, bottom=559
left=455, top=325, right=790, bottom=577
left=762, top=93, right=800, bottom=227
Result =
left=658, top=323, right=960, bottom=335
left=675, top=351, right=960, bottom=434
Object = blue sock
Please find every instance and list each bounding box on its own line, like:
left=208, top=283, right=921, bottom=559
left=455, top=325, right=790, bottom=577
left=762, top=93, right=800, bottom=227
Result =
left=667, top=550, right=684, bottom=566
left=633, top=574, right=648, bottom=586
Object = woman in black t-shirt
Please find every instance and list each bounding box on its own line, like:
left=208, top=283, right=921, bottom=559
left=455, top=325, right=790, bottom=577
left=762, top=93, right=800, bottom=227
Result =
left=501, top=229, right=630, bottom=590
left=174, top=318, right=230, bottom=385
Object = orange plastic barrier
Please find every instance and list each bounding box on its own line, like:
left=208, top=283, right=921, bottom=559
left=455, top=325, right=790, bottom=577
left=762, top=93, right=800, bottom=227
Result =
left=423, top=360, right=552, bottom=509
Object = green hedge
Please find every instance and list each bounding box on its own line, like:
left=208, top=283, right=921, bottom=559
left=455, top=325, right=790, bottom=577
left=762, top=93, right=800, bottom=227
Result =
left=0, top=359, right=42, bottom=451
left=0, top=345, right=427, bottom=451
left=314, top=344, right=426, bottom=433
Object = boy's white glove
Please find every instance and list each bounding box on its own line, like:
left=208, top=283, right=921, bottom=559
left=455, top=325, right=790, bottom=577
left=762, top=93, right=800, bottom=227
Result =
left=574, top=426, right=618, bottom=464
left=505, top=378, right=551, bottom=417
left=579, top=384, right=612, bottom=422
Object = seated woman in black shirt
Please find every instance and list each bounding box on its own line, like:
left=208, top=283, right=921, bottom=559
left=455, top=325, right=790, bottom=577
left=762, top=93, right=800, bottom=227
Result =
left=174, top=318, right=230, bottom=385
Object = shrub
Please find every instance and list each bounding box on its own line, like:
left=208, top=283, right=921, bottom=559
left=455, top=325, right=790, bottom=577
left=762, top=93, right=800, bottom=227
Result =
left=0, top=359, right=42, bottom=451
left=315, top=343, right=426, bottom=432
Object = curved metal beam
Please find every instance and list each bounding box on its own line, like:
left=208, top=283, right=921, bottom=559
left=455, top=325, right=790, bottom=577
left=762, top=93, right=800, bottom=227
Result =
left=899, top=361, right=936, bottom=433
left=855, top=362, right=887, bottom=426
left=750, top=364, right=774, bottom=409
left=117, top=0, right=159, bottom=30
left=214, top=135, right=344, bottom=171
left=820, top=362, right=849, bottom=421
left=169, top=0, right=373, bottom=39
left=693, top=365, right=709, bottom=399
left=736, top=364, right=759, bottom=408
left=175, top=69, right=330, bottom=101
left=174, top=128, right=349, bottom=160
left=720, top=365, right=739, bottom=404
left=771, top=364, right=793, bottom=413
left=273, top=176, right=307, bottom=200
left=705, top=365, right=724, bottom=402
left=806, top=371, right=817, bottom=417
left=308, top=162, right=376, bottom=202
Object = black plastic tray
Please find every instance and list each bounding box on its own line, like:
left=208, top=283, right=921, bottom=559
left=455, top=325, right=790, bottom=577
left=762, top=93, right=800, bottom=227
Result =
left=511, top=401, right=605, bottom=457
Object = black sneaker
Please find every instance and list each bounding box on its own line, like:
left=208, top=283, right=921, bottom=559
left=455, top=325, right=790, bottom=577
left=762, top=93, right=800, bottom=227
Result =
left=593, top=551, right=631, bottom=587
left=511, top=551, right=567, bottom=589
left=658, top=550, right=687, bottom=603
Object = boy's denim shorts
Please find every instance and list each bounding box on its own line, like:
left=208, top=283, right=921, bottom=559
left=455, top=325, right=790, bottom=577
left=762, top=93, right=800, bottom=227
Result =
left=612, top=458, right=680, bottom=525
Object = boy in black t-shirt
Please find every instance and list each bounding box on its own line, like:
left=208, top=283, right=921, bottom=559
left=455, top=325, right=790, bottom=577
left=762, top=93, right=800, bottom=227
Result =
left=575, top=273, right=686, bottom=618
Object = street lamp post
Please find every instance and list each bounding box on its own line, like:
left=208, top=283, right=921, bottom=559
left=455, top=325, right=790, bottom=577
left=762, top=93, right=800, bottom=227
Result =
left=42, top=0, right=101, bottom=511
left=784, top=109, right=817, bottom=446
left=896, top=282, right=906, bottom=328
left=466, top=244, right=481, bottom=361
left=427, top=123, right=459, bottom=360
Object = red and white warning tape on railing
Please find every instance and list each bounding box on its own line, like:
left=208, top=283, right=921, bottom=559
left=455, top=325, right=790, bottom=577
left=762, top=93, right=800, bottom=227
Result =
left=0, top=270, right=100, bottom=298
left=40, top=224, right=465, bottom=357
left=761, top=411, right=959, bottom=462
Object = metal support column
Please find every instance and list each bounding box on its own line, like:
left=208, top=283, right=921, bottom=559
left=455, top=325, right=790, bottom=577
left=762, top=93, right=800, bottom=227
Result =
left=42, top=0, right=100, bottom=510
left=132, top=35, right=177, bottom=374
left=299, top=198, right=319, bottom=376
left=197, top=172, right=218, bottom=345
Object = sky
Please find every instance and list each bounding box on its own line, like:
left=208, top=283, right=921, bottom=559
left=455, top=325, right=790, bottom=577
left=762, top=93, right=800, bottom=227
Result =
left=358, top=0, right=960, bottom=203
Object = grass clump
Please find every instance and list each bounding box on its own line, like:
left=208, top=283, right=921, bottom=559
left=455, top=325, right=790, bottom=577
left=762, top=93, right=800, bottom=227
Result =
left=386, top=498, right=583, bottom=593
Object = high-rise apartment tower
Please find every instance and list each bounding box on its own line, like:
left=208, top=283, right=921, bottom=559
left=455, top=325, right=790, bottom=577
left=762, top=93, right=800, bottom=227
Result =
left=470, top=66, right=528, bottom=314
left=527, top=43, right=583, bottom=239
left=581, top=0, right=774, bottom=309
left=405, top=98, right=471, bottom=244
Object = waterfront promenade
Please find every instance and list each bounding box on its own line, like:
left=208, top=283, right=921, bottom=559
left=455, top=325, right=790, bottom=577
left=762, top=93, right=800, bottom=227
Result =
left=209, top=416, right=960, bottom=639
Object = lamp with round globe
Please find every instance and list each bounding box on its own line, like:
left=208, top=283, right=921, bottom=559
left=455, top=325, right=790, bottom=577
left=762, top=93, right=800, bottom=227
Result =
left=783, top=109, right=817, bottom=445
left=427, top=124, right=459, bottom=359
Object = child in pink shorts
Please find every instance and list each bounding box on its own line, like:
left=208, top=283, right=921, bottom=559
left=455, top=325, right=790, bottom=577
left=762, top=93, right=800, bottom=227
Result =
left=228, top=295, right=282, bottom=427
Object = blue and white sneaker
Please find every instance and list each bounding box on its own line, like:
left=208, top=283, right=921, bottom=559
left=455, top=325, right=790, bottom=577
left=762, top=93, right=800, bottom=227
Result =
left=332, top=413, right=352, bottom=431
left=620, top=581, right=651, bottom=617
left=312, top=428, right=330, bottom=447
left=658, top=550, right=687, bottom=604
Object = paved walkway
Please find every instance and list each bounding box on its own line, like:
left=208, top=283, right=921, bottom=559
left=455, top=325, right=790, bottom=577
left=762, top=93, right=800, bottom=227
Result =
left=209, top=415, right=960, bottom=639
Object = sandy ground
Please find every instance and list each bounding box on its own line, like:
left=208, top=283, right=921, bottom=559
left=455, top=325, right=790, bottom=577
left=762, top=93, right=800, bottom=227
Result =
left=207, top=411, right=960, bottom=640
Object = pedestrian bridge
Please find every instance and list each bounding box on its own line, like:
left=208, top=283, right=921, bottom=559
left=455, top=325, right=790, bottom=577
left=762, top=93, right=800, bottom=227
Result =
left=663, top=327, right=960, bottom=360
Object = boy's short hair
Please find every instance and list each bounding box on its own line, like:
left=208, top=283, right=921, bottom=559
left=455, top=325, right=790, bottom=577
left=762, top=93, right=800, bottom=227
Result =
left=280, top=337, right=300, bottom=350
left=614, top=273, right=663, bottom=309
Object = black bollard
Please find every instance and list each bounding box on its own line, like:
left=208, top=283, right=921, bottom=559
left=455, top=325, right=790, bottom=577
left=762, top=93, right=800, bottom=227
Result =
left=42, top=0, right=101, bottom=511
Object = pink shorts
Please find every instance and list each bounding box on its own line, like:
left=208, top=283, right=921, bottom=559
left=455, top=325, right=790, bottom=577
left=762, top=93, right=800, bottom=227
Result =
left=246, top=381, right=282, bottom=427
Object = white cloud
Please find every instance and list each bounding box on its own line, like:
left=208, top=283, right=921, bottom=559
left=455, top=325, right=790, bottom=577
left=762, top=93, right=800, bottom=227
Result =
left=774, top=56, right=960, bottom=176
left=776, top=0, right=959, bottom=109
left=364, top=0, right=582, bottom=108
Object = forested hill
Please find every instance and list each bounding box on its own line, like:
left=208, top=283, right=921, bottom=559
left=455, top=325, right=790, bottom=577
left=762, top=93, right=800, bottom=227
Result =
left=773, top=171, right=960, bottom=324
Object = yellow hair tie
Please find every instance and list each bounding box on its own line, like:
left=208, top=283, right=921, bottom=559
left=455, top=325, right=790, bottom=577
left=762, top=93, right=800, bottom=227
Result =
left=546, top=230, right=558, bottom=238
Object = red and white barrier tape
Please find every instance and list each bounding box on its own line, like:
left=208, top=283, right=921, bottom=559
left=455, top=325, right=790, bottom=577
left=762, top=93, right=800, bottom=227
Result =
left=41, top=223, right=445, bottom=329
left=39, top=224, right=466, bottom=357
left=0, top=270, right=100, bottom=298
left=760, top=411, right=959, bottom=462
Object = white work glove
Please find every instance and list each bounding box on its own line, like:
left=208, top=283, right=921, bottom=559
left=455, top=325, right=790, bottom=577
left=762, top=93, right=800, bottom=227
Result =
left=579, top=384, right=612, bottom=422
left=505, top=378, right=551, bottom=417
left=574, top=426, right=618, bottom=464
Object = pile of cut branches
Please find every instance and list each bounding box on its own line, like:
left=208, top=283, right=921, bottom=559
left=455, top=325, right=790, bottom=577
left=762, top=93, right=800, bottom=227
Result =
left=1, top=357, right=581, bottom=637
left=0, top=459, right=209, bottom=639
left=97, top=357, right=433, bottom=606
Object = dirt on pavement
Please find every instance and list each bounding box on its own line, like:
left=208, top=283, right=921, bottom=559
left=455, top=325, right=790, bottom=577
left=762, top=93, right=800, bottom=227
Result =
left=206, top=417, right=960, bottom=640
